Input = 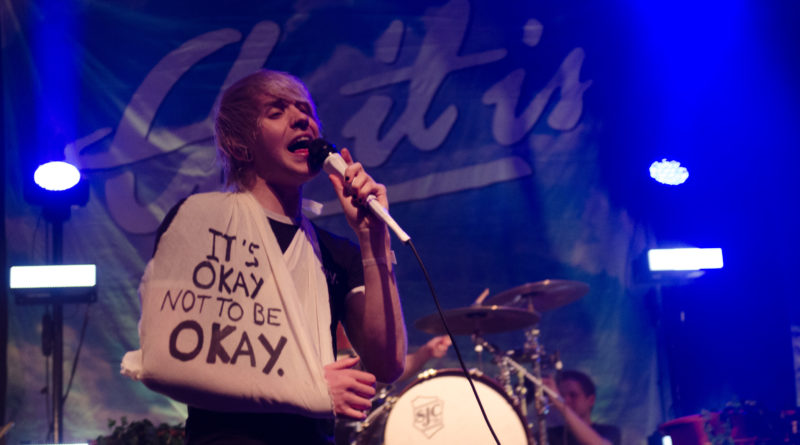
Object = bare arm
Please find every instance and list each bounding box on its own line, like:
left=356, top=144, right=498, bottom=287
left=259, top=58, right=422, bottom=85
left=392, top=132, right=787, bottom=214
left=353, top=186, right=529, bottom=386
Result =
left=329, top=148, right=407, bottom=382
left=550, top=402, right=612, bottom=445
left=544, top=377, right=612, bottom=445
left=397, top=336, right=451, bottom=382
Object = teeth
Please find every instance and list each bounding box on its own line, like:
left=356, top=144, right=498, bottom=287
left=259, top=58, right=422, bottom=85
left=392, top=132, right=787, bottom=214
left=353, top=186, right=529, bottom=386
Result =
left=288, top=136, right=312, bottom=152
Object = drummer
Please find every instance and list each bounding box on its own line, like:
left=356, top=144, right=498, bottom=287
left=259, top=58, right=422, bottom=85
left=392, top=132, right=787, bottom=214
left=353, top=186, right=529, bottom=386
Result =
left=544, top=370, right=621, bottom=445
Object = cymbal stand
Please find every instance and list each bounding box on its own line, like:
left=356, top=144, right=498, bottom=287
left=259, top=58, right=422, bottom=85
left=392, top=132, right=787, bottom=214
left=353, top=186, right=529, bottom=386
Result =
left=473, top=334, right=516, bottom=403
left=473, top=336, right=565, bottom=445
left=473, top=337, right=564, bottom=403
left=515, top=365, right=528, bottom=417
left=526, top=326, right=549, bottom=445
left=473, top=338, right=485, bottom=371
left=496, top=353, right=564, bottom=404
left=499, top=355, right=515, bottom=403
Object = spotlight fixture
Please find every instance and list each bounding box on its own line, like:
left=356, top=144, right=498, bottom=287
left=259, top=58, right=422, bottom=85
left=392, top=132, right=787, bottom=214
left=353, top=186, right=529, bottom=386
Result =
left=9, top=264, right=97, bottom=304
left=34, top=161, right=82, bottom=191
left=649, top=159, right=689, bottom=185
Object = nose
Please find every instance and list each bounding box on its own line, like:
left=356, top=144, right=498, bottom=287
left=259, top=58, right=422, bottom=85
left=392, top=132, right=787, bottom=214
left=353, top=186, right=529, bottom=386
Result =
left=290, top=107, right=310, bottom=130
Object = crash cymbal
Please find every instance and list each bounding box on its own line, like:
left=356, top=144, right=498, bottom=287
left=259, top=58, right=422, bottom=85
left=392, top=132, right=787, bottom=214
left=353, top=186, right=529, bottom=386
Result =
left=482, top=279, right=589, bottom=312
left=414, top=305, right=540, bottom=335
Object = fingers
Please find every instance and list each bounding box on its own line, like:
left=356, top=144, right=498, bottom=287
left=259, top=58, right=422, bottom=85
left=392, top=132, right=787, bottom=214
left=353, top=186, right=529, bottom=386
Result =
left=324, top=359, right=378, bottom=419
left=340, top=148, right=354, bottom=164
left=423, top=336, right=452, bottom=358
left=325, top=356, right=361, bottom=371
left=336, top=148, right=385, bottom=208
left=338, top=393, right=371, bottom=419
left=433, top=335, right=452, bottom=347
left=348, top=379, right=377, bottom=399
left=327, top=148, right=391, bottom=234
left=435, top=336, right=452, bottom=353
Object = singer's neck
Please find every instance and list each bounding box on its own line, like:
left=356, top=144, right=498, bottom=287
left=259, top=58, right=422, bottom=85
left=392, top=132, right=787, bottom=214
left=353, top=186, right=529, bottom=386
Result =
left=248, top=179, right=303, bottom=220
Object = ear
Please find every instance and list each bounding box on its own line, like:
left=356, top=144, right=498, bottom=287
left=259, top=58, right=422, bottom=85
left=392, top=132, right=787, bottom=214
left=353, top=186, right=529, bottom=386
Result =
left=588, top=394, right=596, bottom=408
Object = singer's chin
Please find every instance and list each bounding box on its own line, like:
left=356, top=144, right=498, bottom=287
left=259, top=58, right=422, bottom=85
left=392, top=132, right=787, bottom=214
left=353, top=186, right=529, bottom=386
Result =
left=307, top=160, right=324, bottom=174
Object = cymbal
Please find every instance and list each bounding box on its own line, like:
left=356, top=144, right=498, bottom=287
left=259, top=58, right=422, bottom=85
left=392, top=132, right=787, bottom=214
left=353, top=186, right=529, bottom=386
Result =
left=482, top=279, right=589, bottom=312
left=414, top=305, right=540, bottom=335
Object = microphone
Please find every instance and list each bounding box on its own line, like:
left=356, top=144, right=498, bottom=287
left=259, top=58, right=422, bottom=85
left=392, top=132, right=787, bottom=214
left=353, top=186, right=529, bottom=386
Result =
left=308, top=139, right=411, bottom=243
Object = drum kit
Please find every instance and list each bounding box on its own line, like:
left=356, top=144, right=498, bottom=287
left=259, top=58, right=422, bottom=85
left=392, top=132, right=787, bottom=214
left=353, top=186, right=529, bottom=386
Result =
left=347, top=279, right=590, bottom=445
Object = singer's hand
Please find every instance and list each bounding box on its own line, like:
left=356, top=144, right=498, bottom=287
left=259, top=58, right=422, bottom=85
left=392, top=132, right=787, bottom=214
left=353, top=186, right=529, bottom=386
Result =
left=328, top=148, right=390, bottom=237
left=324, top=356, right=377, bottom=419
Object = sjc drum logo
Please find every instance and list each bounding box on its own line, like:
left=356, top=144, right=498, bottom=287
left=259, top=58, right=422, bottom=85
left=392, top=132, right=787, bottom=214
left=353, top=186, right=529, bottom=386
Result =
left=412, top=396, right=444, bottom=438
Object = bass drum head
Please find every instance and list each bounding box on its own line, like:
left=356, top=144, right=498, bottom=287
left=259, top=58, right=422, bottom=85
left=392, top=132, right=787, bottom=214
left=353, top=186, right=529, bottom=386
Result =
left=383, top=369, right=530, bottom=445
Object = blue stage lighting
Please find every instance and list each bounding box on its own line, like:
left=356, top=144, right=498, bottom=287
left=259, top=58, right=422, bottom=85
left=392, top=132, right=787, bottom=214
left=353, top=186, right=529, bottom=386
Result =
left=24, top=160, right=89, bottom=219
left=649, top=159, right=689, bottom=185
left=33, top=161, right=81, bottom=191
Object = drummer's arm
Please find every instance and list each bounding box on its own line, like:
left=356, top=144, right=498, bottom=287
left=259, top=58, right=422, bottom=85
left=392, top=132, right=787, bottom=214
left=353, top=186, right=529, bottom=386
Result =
left=397, top=336, right=452, bottom=382
left=544, top=377, right=612, bottom=445
left=551, top=402, right=612, bottom=445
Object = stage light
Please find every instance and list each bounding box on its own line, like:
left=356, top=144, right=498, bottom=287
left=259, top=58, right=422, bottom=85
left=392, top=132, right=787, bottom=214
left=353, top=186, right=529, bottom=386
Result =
left=34, top=161, right=82, bottom=191
left=647, top=248, right=723, bottom=271
left=10, top=264, right=96, bottom=288
left=662, top=435, right=673, bottom=445
left=24, top=162, right=89, bottom=221
left=649, top=159, right=689, bottom=185
left=9, top=264, right=97, bottom=304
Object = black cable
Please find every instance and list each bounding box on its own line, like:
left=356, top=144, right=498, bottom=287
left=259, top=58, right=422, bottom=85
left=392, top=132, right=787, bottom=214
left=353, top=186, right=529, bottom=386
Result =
left=44, top=351, right=53, bottom=442
left=62, top=304, right=90, bottom=404
left=405, top=239, right=501, bottom=445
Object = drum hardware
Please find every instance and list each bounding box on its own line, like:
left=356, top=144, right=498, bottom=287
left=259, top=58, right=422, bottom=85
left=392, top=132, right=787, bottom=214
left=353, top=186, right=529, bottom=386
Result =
left=474, top=339, right=486, bottom=370
left=417, top=367, right=439, bottom=379
left=395, top=280, right=587, bottom=445
left=505, top=348, right=562, bottom=371
left=474, top=335, right=566, bottom=445
left=482, top=279, right=589, bottom=312
left=413, top=305, right=541, bottom=336
left=527, top=326, right=548, bottom=445
left=353, top=368, right=532, bottom=444
left=480, top=279, right=587, bottom=445
left=473, top=337, right=564, bottom=407
left=356, top=395, right=396, bottom=432
left=489, top=342, right=517, bottom=406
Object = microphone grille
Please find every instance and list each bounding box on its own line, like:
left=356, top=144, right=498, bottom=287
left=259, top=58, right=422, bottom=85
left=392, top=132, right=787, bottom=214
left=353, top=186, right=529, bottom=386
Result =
left=308, top=138, right=337, bottom=170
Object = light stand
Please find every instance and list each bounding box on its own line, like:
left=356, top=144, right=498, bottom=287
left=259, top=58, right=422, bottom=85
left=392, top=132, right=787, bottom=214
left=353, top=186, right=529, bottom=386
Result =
left=641, top=248, right=723, bottom=429
left=10, top=222, right=96, bottom=444
left=13, top=167, right=92, bottom=443
left=49, top=206, right=66, bottom=444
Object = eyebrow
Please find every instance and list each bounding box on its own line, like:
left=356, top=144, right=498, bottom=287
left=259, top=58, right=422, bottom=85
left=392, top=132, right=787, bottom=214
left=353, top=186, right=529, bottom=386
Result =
left=263, top=98, right=289, bottom=109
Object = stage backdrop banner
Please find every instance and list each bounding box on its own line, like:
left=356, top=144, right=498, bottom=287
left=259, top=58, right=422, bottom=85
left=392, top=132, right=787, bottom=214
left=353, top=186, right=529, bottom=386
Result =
left=3, top=0, right=660, bottom=443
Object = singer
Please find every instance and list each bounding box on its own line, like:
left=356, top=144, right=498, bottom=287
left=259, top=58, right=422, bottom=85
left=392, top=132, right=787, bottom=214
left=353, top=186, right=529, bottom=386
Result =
left=129, top=69, right=407, bottom=445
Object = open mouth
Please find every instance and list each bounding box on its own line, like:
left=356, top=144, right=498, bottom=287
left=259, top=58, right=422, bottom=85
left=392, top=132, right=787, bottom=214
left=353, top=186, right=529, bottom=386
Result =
left=288, top=137, right=313, bottom=153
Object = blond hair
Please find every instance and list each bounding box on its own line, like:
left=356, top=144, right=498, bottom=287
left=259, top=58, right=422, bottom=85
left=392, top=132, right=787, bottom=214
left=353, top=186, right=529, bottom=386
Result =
left=214, top=69, right=321, bottom=189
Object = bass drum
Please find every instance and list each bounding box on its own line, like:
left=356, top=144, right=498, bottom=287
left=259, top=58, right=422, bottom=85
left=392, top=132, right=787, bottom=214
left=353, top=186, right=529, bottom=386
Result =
left=356, top=368, right=532, bottom=445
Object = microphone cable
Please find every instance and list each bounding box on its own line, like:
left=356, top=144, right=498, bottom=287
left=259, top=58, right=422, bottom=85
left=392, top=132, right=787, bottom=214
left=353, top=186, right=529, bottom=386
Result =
left=309, top=139, right=501, bottom=444
left=404, top=238, right=501, bottom=445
